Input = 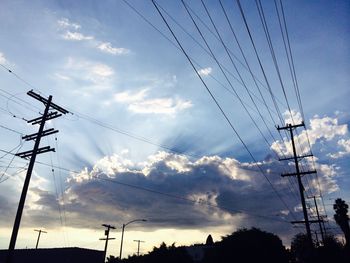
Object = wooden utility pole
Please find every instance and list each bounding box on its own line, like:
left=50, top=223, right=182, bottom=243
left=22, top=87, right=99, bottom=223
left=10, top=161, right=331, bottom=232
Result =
left=34, top=229, right=47, bottom=249
left=6, top=90, right=68, bottom=263
left=312, top=196, right=326, bottom=245
left=100, top=224, right=116, bottom=263
left=133, top=240, right=145, bottom=256
left=277, top=122, right=316, bottom=246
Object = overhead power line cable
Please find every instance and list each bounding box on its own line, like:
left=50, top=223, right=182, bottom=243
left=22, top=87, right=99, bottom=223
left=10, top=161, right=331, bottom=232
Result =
left=235, top=0, right=284, bottom=126
left=276, top=0, right=327, bottom=217
left=199, top=0, right=291, bottom=167
left=184, top=1, right=287, bottom=111
left=217, top=0, right=278, bottom=127
left=155, top=1, right=281, bottom=120
left=180, top=0, right=271, bottom=149
left=151, top=0, right=297, bottom=220
left=255, top=0, right=314, bottom=196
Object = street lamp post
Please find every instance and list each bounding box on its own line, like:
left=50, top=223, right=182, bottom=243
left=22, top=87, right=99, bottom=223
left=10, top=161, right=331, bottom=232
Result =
left=119, top=219, right=147, bottom=259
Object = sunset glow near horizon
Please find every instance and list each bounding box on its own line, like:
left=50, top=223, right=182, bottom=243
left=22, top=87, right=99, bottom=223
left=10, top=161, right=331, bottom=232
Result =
left=0, top=0, right=349, bottom=259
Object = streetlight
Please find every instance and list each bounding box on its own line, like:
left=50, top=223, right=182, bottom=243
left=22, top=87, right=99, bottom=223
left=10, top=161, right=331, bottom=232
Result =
left=119, top=219, right=147, bottom=259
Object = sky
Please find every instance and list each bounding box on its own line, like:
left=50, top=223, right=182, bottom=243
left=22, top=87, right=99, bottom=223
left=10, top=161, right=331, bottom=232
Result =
left=0, top=0, right=349, bottom=258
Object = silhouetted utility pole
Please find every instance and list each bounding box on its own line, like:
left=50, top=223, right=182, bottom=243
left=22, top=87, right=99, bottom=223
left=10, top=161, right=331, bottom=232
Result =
left=100, top=224, right=115, bottom=263
left=314, top=230, right=319, bottom=246
left=34, top=229, right=47, bottom=249
left=133, top=240, right=145, bottom=256
left=6, top=90, right=68, bottom=263
left=312, top=196, right=326, bottom=245
left=277, top=122, right=316, bottom=247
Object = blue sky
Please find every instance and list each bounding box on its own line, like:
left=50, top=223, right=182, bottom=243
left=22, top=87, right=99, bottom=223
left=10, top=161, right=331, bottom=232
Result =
left=0, top=0, right=349, bottom=258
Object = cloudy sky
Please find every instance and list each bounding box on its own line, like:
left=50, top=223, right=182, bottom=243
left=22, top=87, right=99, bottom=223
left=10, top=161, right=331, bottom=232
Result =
left=0, top=0, right=349, bottom=258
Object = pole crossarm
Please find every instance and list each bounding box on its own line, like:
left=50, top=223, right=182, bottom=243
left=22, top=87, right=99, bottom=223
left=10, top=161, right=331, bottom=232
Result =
left=291, top=219, right=324, bottom=224
left=34, top=229, right=47, bottom=233
left=27, top=90, right=69, bottom=114
left=15, top=146, right=55, bottom=159
left=22, top=128, right=59, bottom=141
left=281, top=170, right=317, bottom=177
left=102, top=224, right=116, bottom=230
left=277, top=122, right=305, bottom=130
left=27, top=111, right=62, bottom=125
left=279, top=154, right=314, bottom=161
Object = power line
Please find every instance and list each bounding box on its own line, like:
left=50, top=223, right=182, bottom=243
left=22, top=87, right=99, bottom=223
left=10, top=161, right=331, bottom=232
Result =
left=198, top=0, right=294, bottom=177
left=0, top=124, right=24, bottom=135
left=180, top=0, right=271, bottom=150
left=184, top=0, right=287, bottom=112
left=45, top=130, right=68, bottom=247
left=0, top=142, right=25, bottom=183
left=273, top=0, right=326, bottom=213
left=152, top=0, right=297, bottom=220
left=235, top=0, right=284, bottom=126
left=155, top=1, right=281, bottom=120
left=217, top=0, right=278, bottom=128
left=244, top=0, right=315, bottom=201
left=255, top=0, right=309, bottom=165
left=122, top=0, right=299, bottom=203
left=120, top=0, right=277, bottom=125
left=186, top=0, right=297, bottom=202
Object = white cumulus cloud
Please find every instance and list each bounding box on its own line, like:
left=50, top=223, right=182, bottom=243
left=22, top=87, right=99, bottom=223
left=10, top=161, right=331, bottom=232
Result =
left=91, top=63, right=114, bottom=78
left=57, top=18, right=81, bottom=30
left=58, top=18, right=129, bottom=55
left=198, top=67, right=212, bottom=76
left=62, top=31, right=94, bottom=41
left=114, top=89, right=192, bottom=115
left=328, top=138, right=350, bottom=158
left=114, top=89, right=148, bottom=103
left=128, top=98, right=192, bottom=115
left=97, top=42, right=129, bottom=55
left=56, top=57, right=115, bottom=88
left=272, top=112, right=348, bottom=156
left=0, top=52, right=7, bottom=64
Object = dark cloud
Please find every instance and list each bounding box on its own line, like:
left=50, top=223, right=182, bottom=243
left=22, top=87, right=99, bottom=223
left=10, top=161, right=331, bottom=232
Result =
left=24, top=152, right=302, bottom=236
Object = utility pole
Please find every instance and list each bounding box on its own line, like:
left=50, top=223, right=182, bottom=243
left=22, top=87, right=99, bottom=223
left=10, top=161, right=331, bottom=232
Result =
left=133, top=240, right=145, bottom=256
left=34, top=229, right=47, bottom=249
left=277, top=122, right=316, bottom=246
left=6, top=90, right=68, bottom=263
left=99, top=224, right=115, bottom=263
left=312, top=196, right=326, bottom=245
left=314, top=231, right=319, bottom=246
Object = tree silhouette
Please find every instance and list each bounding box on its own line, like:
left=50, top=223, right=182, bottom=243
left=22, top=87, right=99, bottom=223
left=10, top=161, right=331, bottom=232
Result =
left=121, top=242, right=193, bottom=263
left=205, top=234, right=214, bottom=246
left=290, top=233, right=316, bottom=263
left=333, top=198, right=350, bottom=249
left=291, top=232, right=349, bottom=263
left=203, top=227, right=288, bottom=263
